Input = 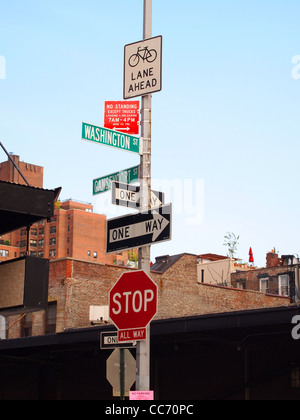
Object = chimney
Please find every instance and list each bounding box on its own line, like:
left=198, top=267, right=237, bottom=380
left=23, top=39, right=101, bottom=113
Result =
left=266, top=251, right=282, bottom=268
left=155, top=255, right=170, bottom=264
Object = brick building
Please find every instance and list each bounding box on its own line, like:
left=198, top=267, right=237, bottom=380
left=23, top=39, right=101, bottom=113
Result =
left=231, top=250, right=300, bottom=301
left=6, top=254, right=290, bottom=339
left=0, top=154, right=43, bottom=187
left=0, top=155, right=135, bottom=266
left=6, top=199, right=131, bottom=266
left=0, top=243, right=19, bottom=262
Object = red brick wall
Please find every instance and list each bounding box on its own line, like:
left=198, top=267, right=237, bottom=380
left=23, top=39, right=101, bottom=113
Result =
left=71, top=209, right=108, bottom=262
left=6, top=255, right=292, bottom=338
left=151, top=255, right=290, bottom=319
left=49, top=259, right=137, bottom=331
left=0, top=244, right=19, bottom=261
left=47, top=256, right=290, bottom=333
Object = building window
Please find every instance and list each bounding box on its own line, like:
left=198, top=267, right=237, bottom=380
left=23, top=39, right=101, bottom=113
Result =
left=20, top=240, right=26, bottom=248
left=30, top=239, right=37, bottom=248
left=94, top=251, right=97, bottom=259
left=49, top=237, right=56, bottom=246
left=279, top=274, right=289, bottom=297
left=0, top=249, right=9, bottom=258
left=39, top=228, right=44, bottom=236
left=45, top=302, right=57, bottom=335
left=20, top=229, right=27, bottom=237
left=49, top=249, right=56, bottom=258
left=201, top=269, right=204, bottom=283
left=31, top=229, right=37, bottom=236
left=236, top=281, right=246, bottom=290
left=50, top=226, right=56, bottom=234
left=88, top=250, right=91, bottom=257
left=38, top=239, right=44, bottom=247
left=0, top=317, right=8, bottom=339
left=38, top=251, right=44, bottom=258
left=260, top=278, right=269, bottom=294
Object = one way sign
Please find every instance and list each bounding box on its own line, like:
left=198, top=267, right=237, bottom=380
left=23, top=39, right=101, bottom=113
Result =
left=106, top=204, right=172, bottom=254
left=112, top=181, right=165, bottom=209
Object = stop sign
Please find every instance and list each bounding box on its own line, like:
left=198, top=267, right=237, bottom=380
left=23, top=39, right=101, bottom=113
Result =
left=109, top=270, right=157, bottom=331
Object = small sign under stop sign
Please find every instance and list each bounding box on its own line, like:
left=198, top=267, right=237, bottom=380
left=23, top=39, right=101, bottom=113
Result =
left=109, top=270, right=158, bottom=342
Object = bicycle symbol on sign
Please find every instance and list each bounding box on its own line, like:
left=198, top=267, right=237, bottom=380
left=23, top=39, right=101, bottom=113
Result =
left=128, top=46, right=158, bottom=68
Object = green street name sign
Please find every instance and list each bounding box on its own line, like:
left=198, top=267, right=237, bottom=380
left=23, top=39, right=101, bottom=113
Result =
left=93, top=166, right=139, bottom=195
left=82, top=122, right=140, bottom=154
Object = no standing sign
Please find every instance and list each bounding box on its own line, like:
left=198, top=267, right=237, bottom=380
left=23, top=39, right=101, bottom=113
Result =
left=104, top=101, right=140, bottom=135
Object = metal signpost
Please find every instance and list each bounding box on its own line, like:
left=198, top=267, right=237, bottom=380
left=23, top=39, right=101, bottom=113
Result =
left=82, top=0, right=163, bottom=397
left=136, top=0, right=154, bottom=393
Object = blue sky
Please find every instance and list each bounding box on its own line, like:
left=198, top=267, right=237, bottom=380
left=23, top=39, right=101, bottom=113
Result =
left=1, top=0, right=300, bottom=267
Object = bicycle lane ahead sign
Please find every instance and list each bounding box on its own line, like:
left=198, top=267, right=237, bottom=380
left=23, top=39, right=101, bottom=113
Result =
left=124, top=36, right=162, bottom=99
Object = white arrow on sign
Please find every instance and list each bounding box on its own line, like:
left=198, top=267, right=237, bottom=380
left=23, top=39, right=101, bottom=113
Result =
left=113, top=127, right=131, bottom=132
left=109, top=213, right=169, bottom=243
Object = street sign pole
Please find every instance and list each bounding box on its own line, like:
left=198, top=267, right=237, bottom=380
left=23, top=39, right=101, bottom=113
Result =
left=136, top=0, right=152, bottom=392
left=120, top=348, right=125, bottom=400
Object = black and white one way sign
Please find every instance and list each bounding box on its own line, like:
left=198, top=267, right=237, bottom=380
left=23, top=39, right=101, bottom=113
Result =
left=106, top=204, right=172, bottom=253
left=112, top=181, right=164, bottom=209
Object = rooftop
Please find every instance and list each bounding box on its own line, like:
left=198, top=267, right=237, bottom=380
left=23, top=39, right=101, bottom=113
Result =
left=197, top=253, right=229, bottom=262
left=151, top=253, right=196, bottom=273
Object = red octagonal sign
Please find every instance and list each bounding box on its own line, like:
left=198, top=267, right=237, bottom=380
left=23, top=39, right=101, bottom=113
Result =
left=109, top=271, right=158, bottom=342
